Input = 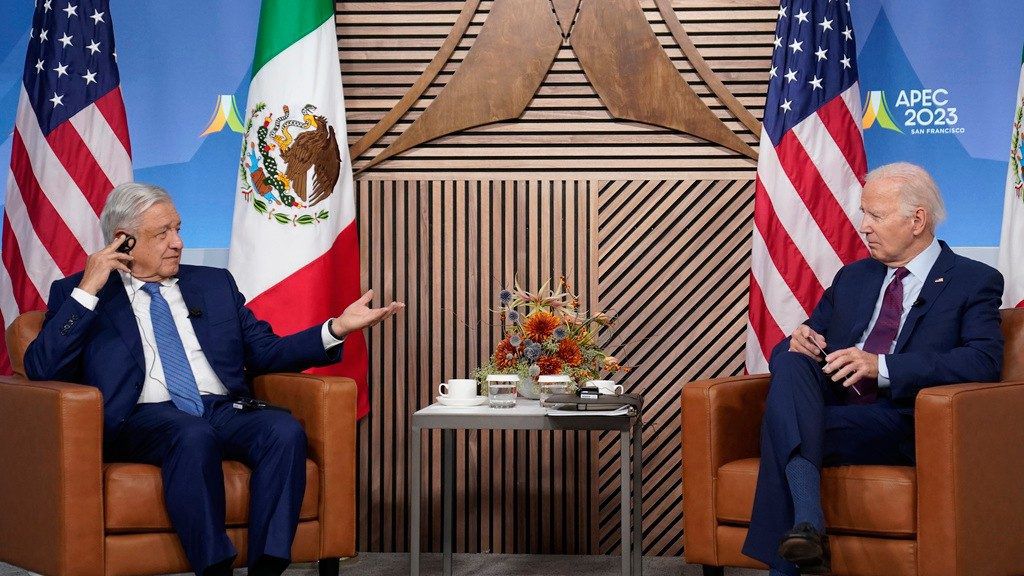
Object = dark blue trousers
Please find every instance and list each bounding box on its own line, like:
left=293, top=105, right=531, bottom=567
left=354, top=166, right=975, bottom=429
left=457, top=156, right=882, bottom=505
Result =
left=741, top=348, right=915, bottom=572
left=105, top=395, right=307, bottom=576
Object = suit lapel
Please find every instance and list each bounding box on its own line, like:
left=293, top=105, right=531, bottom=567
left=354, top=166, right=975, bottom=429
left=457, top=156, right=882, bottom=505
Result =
left=98, top=273, right=145, bottom=371
left=175, top=268, right=211, bottom=354
left=894, top=242, right=955, bottom=353
left=845, top=261, right=888, bottom=347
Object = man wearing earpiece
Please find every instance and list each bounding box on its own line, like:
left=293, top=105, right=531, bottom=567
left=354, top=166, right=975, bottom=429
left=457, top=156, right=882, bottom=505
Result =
left=23, top=182, right=404, bottom=576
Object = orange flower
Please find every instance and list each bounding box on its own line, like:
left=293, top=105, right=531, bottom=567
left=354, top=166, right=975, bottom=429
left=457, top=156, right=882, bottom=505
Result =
left=494, top=337, right=519, bottom=369
left=523, top=311, right=560, bottom=342
left=557, top=338, right=583, bottom=366
left=536, top=355, right=564, bottom=375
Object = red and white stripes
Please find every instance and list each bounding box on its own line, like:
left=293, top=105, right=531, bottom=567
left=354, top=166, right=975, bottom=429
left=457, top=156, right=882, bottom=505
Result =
left=0, top=86, right=131, bottom=373
left=746, top=84, right=869, bottom=372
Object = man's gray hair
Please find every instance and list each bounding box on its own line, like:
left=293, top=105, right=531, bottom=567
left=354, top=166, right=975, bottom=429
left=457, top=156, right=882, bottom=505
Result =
left=100, top=182, right=173, bottom=243
left=865, top=162, right=946, bottom=232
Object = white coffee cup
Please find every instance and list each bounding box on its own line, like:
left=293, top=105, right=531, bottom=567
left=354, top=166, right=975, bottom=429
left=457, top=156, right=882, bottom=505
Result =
left=439, top=378, right=477, bottom=399
left=587, top=379, right=623, bottom=395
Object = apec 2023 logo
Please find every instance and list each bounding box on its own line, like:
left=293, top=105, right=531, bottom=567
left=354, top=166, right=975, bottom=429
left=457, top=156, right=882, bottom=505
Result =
left=863, top=89, right=963, bottom=135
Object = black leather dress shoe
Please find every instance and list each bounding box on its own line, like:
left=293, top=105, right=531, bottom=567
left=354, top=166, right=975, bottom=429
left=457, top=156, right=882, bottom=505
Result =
left=777, top=522, right=830, bottom=575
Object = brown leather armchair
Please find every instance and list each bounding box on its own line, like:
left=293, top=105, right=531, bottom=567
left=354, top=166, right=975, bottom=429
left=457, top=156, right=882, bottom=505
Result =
left=0, top=311, right=357, bottom=576
left=681, top=308, right=1024, bottom=576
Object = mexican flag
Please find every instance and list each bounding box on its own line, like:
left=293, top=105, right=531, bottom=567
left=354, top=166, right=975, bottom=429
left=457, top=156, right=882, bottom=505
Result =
left=229, top=0, right=369, bottom=416
left=999, top=44, right=1024, bottom=309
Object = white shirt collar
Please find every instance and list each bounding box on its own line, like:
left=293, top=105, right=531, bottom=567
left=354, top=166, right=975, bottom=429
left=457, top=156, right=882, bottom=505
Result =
left=119, top=271, right=179, bottom=291
left=898, top=237, right=941, bottom=282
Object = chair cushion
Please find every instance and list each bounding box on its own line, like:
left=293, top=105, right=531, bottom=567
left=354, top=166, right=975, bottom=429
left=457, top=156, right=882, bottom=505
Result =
left=104, top=459, right=319, bottom=532
left=715, top=458, right=917, bottom=536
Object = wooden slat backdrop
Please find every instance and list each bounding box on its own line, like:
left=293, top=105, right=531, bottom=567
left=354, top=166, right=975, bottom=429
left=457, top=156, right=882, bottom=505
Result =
left=341, top=0, right=774, bottom=555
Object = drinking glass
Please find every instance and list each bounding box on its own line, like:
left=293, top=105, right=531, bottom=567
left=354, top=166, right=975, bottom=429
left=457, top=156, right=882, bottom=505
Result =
left=486, top=374, right=518, bottom=408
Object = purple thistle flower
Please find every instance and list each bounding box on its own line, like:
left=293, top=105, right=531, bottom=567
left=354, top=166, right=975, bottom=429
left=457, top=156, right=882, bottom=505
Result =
left=499, top=289, right=512, bottom=305
left=524, top=344, right=542, bottom=361
left=508, top=310, right=521, bottom=323
left=553, top=326, right=566, bottom=341
left=509, top=335, right=522, bottom=348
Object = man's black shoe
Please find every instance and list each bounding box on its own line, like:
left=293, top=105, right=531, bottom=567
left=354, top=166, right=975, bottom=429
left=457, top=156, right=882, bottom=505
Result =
left=778, top=522, right=830, bottom=575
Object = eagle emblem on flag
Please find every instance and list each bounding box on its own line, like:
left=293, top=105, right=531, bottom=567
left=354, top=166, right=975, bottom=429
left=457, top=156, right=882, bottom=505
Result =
left=1011, top=94, right=1024, bottom=199
left=239, top=102, right=341, bottom=225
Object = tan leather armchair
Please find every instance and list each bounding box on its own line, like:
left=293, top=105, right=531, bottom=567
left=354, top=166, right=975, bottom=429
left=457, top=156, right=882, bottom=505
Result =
left=0, top=311, right=357, bottom=576
left=681, top=308, right=1024, bottom=576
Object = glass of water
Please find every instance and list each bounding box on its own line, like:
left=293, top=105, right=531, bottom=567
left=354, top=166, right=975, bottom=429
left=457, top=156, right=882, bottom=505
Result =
left=486, top=374, right=519, bottom=409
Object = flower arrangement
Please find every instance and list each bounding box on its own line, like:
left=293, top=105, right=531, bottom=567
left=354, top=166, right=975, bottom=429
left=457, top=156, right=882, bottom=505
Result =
left=475, top=277, right=628, bottom=393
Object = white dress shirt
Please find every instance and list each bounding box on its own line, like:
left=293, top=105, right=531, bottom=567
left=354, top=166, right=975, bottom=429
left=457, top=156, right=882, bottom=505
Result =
left=854, top=237, right=942, bottom=387
left=70, top=272, right=344, bottom=404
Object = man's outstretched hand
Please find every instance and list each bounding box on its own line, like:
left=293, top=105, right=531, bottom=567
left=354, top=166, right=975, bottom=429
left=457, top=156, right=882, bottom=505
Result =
left=330, top=290, right=404, bottom=338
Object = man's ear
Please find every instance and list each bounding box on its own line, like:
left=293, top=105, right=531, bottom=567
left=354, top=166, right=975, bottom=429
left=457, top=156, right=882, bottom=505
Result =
left=912, top=206, right=929, bottom=236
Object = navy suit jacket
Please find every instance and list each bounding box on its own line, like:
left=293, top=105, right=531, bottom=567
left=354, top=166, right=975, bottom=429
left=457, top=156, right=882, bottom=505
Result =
left=24, top=265, right=342, bottom=438
left=773, top=241, right=1004, bottom=406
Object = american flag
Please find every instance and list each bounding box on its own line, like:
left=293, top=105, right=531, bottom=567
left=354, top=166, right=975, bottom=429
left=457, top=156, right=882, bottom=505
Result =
left=745, top=0, right=869, bottom=372
left=0, top=0, right=131, bottom=373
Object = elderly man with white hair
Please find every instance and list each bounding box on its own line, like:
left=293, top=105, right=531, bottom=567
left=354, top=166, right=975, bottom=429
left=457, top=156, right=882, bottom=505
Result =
left=741, top=162, right=1004, bottom=575
left=23, top=182, right=403, bottom=576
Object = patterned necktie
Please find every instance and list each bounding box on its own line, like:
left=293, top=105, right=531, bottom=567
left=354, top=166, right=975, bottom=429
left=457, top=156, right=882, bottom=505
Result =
left=141, top=282, right=204, bottom=416
left=851, top=266, right=910, bottom=405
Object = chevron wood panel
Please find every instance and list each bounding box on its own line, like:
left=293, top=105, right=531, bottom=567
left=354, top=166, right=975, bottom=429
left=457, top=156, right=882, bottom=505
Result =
left=595, top=179, right=753, bottom=556
left=339, top=0, right=772, bottom=180
left=340, top=0, right=777, bottom=556
left=357, top=180, right=605, bottom=554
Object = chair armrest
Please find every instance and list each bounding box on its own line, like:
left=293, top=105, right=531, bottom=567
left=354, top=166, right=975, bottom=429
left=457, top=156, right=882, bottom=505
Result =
left=915, top=381, right=1024, bottom=576
left=0, top=376, right=104, bottom=576
left=253, top=373, right=357, bottom=558
left=681, top=374, right=771, bottom=565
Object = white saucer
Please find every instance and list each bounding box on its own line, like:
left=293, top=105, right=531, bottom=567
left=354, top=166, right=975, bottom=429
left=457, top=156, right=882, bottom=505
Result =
left=436, top=395, right=487, bottom=407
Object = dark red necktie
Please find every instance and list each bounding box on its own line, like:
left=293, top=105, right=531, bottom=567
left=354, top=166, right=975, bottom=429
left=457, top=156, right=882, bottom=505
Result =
left=850, top=266, right=909, bottom=405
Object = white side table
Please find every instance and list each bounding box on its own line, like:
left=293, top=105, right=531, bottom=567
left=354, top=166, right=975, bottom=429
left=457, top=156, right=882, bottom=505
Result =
left=409, top=398, right=643, bottom=576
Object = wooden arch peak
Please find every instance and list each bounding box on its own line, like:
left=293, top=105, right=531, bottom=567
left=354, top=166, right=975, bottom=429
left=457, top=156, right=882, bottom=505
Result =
left=358, top=0, right=759, bottom=170
left=550, top=0, right=582, bottom=37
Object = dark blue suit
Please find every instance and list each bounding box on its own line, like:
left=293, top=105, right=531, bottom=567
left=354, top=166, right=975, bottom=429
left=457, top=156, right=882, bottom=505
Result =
left=24, top=265, right=342, bottom=574
left=742, top=241, right=1004, bottom=569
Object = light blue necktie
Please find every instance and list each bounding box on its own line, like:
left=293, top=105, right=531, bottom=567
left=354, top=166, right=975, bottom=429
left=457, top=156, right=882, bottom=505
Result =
left=141, top=282, right=203, bottom=416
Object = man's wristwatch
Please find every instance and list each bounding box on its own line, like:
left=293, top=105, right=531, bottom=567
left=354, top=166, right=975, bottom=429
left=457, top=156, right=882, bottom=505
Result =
left=327, top=320, right=346, bottom=341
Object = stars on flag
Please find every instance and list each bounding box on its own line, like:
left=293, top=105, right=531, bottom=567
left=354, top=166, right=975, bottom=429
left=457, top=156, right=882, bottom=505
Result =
left=49, top=92, right=64, bottom=107
left=762, top=0, right=860, bottom=144
left=86, top=39, right=101, bottom=54
left=62, top=3, right=78, bottom=18
left=53, top=62, right=69, bottom=77
left=90, top=9, right=104, bottom=24
left=82, top=69, right=97, bottom=85
left=58, top=32, right=73, bottom=47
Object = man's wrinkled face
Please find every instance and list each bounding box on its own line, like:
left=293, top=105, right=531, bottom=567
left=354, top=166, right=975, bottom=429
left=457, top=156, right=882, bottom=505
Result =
left=858, top=178, right=920, bottom=267
left=118, top=201, right=183, bottom=281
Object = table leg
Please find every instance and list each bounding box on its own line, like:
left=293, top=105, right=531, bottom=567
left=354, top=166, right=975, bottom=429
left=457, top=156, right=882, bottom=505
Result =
left=620, top=430, right=631, bottom=576
left=443, top=428, right=455, bottom=576
left=632, top=420, right=643, bottom=576
left=410, top=426, right=421, bottom=576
